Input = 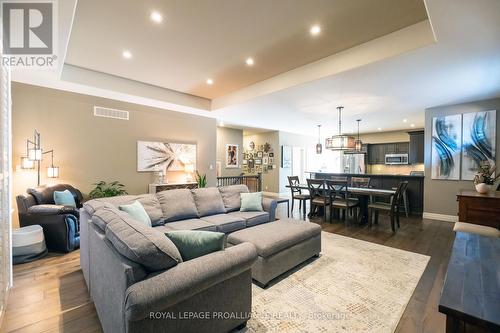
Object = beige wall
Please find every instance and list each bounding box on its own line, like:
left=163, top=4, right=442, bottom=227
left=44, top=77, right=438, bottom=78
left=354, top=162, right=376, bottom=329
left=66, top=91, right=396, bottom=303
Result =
left=279, top=131, right=316, bottom=193
left=216, top=127, right=243, bottom=177
left=424, top=98, right=500, bottom=216
left=12, top=83, right=217, bottom=227
left=359, top=129, right=414, bottom=144
left=243, top=131, right=280, bottom=193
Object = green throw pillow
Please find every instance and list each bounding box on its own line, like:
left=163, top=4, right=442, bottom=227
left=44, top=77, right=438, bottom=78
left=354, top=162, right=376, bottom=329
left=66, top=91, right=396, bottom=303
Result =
left=119, top=201, right=152, bottom=227
left=240, top=192, right=263, bottom=212
left=165, top=230, right=225, bottom=261
left=53, top=190, right=76, bottom=207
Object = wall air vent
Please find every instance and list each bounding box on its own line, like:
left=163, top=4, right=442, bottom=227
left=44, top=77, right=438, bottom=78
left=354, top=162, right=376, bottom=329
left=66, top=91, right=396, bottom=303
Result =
left=93, top=106, right=129, bottom=120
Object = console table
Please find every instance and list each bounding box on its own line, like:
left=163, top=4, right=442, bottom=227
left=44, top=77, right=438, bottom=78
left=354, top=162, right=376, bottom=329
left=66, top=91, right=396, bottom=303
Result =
left=148, top=182, right=198, bottom=194
left=439, top=232, right=500, bottom=333
left=457, top=190, right=500, bottom=229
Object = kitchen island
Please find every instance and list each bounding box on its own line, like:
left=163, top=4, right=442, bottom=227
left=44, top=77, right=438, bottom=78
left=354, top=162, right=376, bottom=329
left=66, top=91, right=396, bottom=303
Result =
left=307, top=172, right=424, bottom=215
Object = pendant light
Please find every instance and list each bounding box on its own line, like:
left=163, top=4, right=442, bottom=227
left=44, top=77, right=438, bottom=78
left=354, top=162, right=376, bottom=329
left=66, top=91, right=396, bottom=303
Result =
left=325, top=106, right=356, bottom=150
left=316, top=125, right=322, bottom=154
left=355, top=119, right=363, bottom=151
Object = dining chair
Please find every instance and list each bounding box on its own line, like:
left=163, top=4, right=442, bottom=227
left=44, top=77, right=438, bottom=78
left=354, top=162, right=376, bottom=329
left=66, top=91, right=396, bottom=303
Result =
left=306, top=179, right=330, bottom=222
left=351, top=177, right=371, bottom=188
left=368, top=181, right=409, bottom=232
left=325, top=179, right=359, bottom=223
left=287, top=176, right=310, bottom=220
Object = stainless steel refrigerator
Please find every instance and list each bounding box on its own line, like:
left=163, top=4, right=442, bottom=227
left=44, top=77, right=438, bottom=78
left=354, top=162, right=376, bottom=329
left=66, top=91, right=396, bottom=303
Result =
left=342, top=153, right=366, bottom=174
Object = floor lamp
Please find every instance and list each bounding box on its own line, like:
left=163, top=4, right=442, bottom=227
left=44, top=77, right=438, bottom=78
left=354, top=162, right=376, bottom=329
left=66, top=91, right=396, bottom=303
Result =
left=20, top=130, right=59, bottom=186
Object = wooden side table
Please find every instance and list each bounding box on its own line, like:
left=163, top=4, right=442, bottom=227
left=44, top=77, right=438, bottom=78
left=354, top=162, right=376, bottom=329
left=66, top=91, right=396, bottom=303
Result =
left=456, top=190, right=500, bottom=229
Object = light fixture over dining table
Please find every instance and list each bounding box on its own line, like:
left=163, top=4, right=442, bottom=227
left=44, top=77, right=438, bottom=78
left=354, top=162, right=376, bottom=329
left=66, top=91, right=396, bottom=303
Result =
left=325, top=106, right=356, bottom=151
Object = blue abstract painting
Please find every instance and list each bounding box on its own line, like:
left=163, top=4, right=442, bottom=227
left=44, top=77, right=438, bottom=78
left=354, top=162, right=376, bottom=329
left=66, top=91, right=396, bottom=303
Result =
left=431, top=115, right=462, bottom=180
left=461, top=110, right=496, bottom=180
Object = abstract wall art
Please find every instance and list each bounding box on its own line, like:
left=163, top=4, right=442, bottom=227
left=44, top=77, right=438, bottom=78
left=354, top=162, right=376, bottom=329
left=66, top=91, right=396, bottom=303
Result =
left=461, top=110, right=496, bottom=180
left=137, top=141, right=196, bottom=172
left=431, top=115, right=462, bottom=180
left=225, top=144, right=239, bottom=168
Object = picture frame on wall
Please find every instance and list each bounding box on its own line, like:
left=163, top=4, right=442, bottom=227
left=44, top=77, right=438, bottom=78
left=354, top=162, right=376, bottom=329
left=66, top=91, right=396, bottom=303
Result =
left=242, top=159, right=248, bottom=165
left=281, top=145, right=292, bottom=168
left=137, top=141, right=197, bottom=172
left=225, top=144, right=239, bottom=168
left=263, top=157, right=269, bottom=165
left=269, top=157, right=274, bottom=164
left=268, top=152, right=274, bottom=157
left=257, top=151, right=263, bottom=158
left=254, top=159, right=262, bottom=165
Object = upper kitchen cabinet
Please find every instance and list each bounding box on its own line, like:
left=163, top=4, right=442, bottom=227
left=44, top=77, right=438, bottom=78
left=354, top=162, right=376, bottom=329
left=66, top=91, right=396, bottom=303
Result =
left=408, top=130, right=424, bottom=164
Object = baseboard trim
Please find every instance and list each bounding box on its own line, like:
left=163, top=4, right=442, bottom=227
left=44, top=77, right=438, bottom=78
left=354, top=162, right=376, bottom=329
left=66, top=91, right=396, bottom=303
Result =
left=423, top=212, right=458, bottom=223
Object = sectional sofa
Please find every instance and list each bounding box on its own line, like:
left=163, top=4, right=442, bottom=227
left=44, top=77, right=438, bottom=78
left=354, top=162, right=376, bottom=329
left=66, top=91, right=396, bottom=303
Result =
left=80, top=185, right=277, bottom=333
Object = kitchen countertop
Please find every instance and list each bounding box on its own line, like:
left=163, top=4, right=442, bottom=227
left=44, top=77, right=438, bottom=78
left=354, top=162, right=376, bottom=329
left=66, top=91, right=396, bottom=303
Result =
left=306, top=171, right=425, bottom=178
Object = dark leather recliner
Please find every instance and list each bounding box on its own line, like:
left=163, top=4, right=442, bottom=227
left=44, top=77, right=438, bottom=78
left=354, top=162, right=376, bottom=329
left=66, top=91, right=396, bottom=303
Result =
left=16, top=184, right=82, bottom=253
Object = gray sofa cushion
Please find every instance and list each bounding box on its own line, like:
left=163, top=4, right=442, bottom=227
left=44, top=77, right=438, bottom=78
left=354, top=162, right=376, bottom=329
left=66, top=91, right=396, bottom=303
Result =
left=191, top=188, right=226, bottom=217
left=218, top=185, right=249, bottom=212
left=228, top=211, right=269, bottom=227
left=164, top=219, right=217, bottom=232
left=227, top=220, right=321, bottom=258
left=84, top=194, right=164, bottom=226
left=99, top=207, right=182, bottom=272
left=201, top=214, right=246, bottom=234
left=157, top=189, right=198, bottom=222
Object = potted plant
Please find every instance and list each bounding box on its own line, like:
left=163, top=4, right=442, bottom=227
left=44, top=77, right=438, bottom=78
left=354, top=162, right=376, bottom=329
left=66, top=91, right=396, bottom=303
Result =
left=473, top=161, right=499, bottom=194
left=195, top=171, right=207, bottom=188
left=89, top=181, right=128, bottom=198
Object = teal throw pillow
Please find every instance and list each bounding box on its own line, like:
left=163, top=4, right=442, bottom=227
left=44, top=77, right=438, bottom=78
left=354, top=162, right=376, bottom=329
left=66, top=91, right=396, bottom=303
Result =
left=119, top=201, right=152, bottom=227
left=165, top=230, right=225, bottom=261
left=240, top=192, right=263, bottom=212
left=53, top=190, right=76, bottom=207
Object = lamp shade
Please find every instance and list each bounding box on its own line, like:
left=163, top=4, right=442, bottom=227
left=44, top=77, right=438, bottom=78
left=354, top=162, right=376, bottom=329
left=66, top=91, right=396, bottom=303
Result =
left=47, top=166, right=59, bottom=178
left=21, top=157, right=35, bottom=169
left=28, top=148, right=42, bottom=161
left=355, top=139, right=363, bottom=151
left=325, top=135, right=356, bottom=150
left=316, top=143, right=323, bottom=154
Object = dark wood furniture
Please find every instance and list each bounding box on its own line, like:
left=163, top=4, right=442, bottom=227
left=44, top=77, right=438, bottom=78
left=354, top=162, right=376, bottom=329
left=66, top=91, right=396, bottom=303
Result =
left=368, top=181, right=408, bottom=232
left=309, top=172, right=424, bottom=215
left=408, top=130, right=424, bottom=164
left=351, top=177, right=371, bottom=188
left=274, top=197, right=290, bottom=218
left=287, top=176, right=310, bottom=220
left=306, top=179, right=330, bottom=222
left=287, top=183, right=395, bottom=224
left=325, top=179, right=359, bottom=223
left=457, top=190, right=500, bottom=229
left=439, top=232, right=500, bottom=333
left=367, top=142, right=409, bottom=165
left=148, top=182, right=198, bottom=193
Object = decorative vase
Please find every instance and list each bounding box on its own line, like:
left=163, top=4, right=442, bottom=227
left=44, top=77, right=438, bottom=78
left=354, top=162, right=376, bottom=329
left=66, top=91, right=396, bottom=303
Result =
left=475, top=183, right=492, bottom=194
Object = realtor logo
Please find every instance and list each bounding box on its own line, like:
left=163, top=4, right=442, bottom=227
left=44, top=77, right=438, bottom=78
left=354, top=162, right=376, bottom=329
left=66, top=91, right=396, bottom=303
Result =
left=1, top=0, right=58, bottom=68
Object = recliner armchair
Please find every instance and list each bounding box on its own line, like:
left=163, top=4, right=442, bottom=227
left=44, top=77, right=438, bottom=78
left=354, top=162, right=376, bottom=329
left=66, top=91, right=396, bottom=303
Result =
left=16, top=184, right=82, bottom=252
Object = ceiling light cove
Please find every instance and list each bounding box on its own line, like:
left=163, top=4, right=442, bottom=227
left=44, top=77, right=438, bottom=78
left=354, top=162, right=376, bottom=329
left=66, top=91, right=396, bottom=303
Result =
left=245, top=57, right=254, bottom=66
left=310, top=24, right=321, bottom=36
left=150, top=11, right=163, bottom=23
left=206, top=78, right=214, bottom=85
left=122, top=50, right=132, bottom=59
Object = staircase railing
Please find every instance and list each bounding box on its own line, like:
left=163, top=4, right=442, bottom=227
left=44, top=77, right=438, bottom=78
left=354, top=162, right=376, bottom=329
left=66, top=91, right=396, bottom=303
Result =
left=216, top=174, right=262, bottom=192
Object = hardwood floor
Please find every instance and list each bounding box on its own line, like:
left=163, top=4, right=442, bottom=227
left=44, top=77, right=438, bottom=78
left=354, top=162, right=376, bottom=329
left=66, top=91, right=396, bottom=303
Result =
left=1, top=204, right=455, bottom=333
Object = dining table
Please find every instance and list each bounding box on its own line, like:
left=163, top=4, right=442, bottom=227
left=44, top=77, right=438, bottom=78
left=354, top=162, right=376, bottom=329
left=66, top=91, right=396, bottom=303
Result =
left=285, top=183, right=396, bottom=224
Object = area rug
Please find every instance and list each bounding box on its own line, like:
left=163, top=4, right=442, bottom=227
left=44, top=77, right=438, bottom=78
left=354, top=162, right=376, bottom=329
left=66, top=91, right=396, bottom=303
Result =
left=246, top=232, right=430, bottom=333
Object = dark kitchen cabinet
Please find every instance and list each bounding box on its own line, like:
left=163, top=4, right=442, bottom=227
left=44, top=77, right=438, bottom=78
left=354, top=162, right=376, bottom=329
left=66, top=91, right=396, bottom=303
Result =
left=408, top=130, right=424, bottom=164
left=367, top=142, right=409, bottom=164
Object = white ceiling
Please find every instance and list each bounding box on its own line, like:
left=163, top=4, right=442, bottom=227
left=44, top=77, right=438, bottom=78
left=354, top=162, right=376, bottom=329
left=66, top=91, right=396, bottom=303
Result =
left=11, top=0, right=500, bottom=138
left=212, top=0, right=500, bottom=135
left=65, top=0, right=427, bottom=99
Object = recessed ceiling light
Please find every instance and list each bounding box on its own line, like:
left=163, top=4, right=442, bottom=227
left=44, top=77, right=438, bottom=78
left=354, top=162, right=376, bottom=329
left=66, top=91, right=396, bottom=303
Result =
left=403, top=118, right=408, bottom=123
left=150, top=11, right=163, bottom=23
left=206, top=78, right=214, bottom=85
left=219, top=121, right=225, bottom=127
left=410, top=124, right=415, bottom=128
left=377, top=127, right=382, bottom=131
left=122, top=50, right=132, bottom=59
left=245, top=57, right=254, bottom=66
left=310, top=25, right=321, bottom=36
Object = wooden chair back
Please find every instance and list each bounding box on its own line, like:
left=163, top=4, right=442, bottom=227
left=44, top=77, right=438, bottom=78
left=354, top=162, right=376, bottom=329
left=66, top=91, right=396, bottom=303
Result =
left=351, top=177, right=371, bottom=188
left=392, top=181, right=409, bottom=212
left=306, top=179, right=325, bottom=199
left=325, top=179, right=349, bottom=200
left=287, top=176, right=302, bottom=195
